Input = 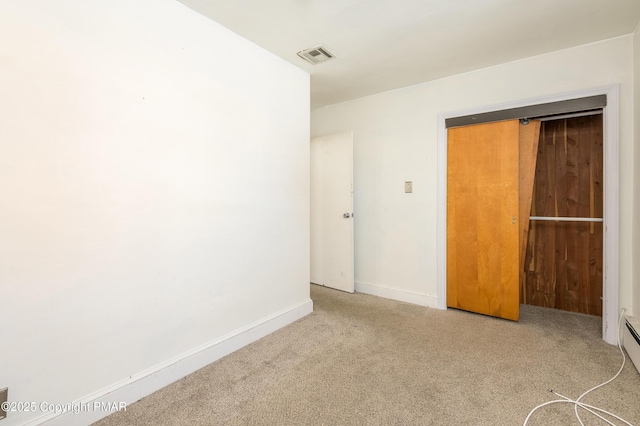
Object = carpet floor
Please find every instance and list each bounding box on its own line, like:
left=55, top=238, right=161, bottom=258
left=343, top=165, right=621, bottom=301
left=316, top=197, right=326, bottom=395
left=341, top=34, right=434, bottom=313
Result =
left=93, top=285, right=640, bottom=425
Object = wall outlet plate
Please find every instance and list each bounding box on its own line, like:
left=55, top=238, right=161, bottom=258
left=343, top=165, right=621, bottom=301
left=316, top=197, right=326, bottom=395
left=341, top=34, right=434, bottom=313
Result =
left=0, top=387, right=7, bottom=419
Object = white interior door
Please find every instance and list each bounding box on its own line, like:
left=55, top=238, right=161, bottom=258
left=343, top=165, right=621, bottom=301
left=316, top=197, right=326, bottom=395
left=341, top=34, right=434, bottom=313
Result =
left=310, top=131, right=354, bottom=293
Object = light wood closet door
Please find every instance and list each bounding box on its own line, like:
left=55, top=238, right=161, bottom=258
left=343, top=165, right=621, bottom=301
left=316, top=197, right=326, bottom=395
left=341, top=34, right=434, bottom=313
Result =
left=447, top=120, right=520, bottom=320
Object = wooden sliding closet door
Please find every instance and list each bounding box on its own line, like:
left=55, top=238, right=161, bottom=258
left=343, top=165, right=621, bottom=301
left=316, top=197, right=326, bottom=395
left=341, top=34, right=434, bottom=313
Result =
left=447, top=120, right=521, bottom=321
left=523, top=114, right=603, bottom=316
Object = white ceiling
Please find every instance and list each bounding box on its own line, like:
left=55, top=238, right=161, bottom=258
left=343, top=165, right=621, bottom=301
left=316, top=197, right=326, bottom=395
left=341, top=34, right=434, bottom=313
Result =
left=177, top=0, right=640, bottom=109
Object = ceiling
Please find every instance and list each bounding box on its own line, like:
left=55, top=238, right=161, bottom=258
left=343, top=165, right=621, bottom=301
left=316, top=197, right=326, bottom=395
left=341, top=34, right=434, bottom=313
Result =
left=177, top=0, right=640, bottom=109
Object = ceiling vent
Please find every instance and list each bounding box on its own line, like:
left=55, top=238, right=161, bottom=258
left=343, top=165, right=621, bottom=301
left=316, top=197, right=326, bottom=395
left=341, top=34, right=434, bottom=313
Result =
left=297, top=45, right=335, bottom=65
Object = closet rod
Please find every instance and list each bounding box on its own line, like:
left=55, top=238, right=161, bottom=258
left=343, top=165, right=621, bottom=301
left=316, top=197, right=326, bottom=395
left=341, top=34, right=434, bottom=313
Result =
left=529, top=216, right=603, bottom=222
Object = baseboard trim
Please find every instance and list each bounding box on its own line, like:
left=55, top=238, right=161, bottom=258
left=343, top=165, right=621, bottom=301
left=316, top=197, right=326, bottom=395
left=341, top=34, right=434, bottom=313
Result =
left=32, top=298, right=313, bottom=426
left=355, top=281, right=438, bottom=308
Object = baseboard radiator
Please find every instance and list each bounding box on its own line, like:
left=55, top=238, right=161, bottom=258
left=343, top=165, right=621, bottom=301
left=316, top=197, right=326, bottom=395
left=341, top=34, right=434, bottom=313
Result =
left=623, top=315, right=640, bottom=374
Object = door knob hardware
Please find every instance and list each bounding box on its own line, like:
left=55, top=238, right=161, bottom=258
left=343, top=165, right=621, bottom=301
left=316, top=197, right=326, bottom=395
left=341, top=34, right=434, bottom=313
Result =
left=343, top=213, right=352, bottom=218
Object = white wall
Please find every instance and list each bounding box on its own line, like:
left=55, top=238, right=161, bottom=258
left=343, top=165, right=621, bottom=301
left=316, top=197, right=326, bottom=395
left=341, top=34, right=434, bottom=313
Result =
left=0, top=1, right=310, bottom=425
left=634, top=24, right=640, bottom=317
left=312, top=36, right=634, bottom=313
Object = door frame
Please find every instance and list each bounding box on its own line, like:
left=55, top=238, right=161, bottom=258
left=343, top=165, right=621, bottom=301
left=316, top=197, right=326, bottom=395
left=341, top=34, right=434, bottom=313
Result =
left=436, top=85, right=620, bottom=344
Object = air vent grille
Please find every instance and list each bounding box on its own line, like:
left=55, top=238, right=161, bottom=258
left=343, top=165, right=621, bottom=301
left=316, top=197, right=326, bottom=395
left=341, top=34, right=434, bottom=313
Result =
left=297, top=45, right=335, bottom=65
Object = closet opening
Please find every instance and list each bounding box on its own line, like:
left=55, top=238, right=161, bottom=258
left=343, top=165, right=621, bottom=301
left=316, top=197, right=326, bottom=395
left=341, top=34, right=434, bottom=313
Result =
left=437, top=87, right=620, bottom=343
left=523, top=111, right=603, bottom=316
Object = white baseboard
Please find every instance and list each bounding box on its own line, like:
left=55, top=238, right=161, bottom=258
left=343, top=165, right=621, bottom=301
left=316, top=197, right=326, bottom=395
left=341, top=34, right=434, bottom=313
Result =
left=355, top=281, right=438, bottom=308
left=30, top=298, right=313, bottom=426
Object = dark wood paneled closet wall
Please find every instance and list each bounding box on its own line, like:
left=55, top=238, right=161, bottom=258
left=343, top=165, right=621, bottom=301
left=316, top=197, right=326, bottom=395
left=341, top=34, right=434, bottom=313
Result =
left=523, top=114, right=603, bottom=316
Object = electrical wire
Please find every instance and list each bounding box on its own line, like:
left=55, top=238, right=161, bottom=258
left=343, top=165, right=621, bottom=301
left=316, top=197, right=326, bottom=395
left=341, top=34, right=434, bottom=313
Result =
left=552, top=390, right=632, bottom=426
left=574, top=309, right=629, bottom=425
left=522, top=309, right=634, bottom=426
left=522, top=396, right=632, bottom=426
left=551, top=391, right=615, bottom=426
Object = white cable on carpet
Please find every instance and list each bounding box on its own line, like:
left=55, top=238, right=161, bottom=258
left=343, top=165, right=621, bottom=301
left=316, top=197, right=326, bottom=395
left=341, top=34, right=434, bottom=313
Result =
left=523, top=309, right=634, bottom=426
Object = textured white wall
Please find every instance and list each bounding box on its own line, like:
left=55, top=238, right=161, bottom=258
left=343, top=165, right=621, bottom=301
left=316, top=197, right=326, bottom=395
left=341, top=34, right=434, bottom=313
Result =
left=0, top=1, right=309, bottom=424
left=312, top=35, right=634, bottom=312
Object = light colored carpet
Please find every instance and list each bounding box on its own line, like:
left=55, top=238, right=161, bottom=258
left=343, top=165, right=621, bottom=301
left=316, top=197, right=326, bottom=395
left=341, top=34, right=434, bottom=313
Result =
left=94, top=285, right=640, bottom=425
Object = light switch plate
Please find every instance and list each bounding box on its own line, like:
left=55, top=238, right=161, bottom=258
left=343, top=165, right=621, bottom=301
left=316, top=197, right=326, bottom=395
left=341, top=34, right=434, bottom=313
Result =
left=0, top=387, right=7, bottom=419
left=404, top=181, right=413, bottom=193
